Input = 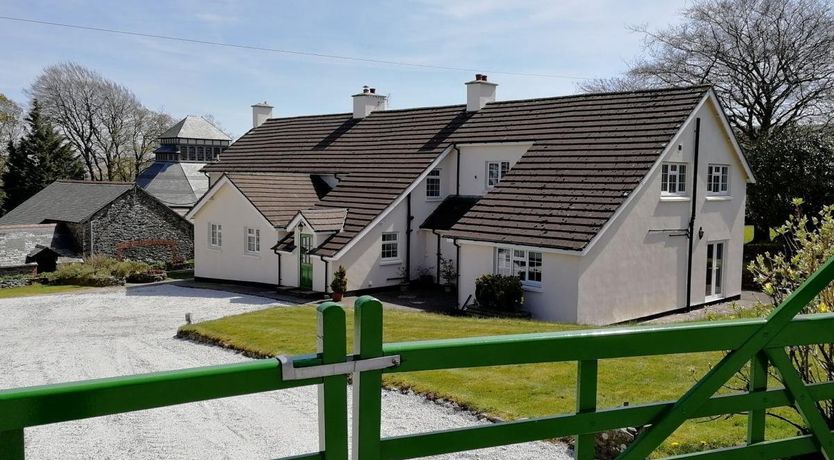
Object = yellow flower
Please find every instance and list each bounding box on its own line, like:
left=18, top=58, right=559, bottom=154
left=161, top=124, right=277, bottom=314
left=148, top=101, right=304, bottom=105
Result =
left=671, top=442, right=680, bottom=447
left=819, top=302, right=829, bottom=313
left=763, top=283, right=775, bottom=296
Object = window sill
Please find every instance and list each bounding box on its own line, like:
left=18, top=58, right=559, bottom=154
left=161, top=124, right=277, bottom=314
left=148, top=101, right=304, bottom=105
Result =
left=208, top=245, right=222, bottom=251
left=244, top=252, right=261, bottom=258
left=660, top=195, right=691, bottom=202
left=705, top=195, right=733, bottom=202
left=426, top=197, right=442, bottom=202
left=523, top=284, right=543, bottom=292
left=380, top=259, right=402, bottom=266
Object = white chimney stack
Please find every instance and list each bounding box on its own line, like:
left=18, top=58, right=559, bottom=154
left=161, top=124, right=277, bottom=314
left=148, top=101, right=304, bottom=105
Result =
left=465, top=74, right=497, bottom=112
left=251, top=101, right=273, bottom=128
left=352, top=86, right=387, bottom=119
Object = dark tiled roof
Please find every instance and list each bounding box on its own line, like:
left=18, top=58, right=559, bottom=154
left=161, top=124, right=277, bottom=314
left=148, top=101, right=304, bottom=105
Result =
left=206, top=86, right=710, bottom=253
left=0, top=181, right=134, bottom=225
left=160, top=116, right=231, bottom=141
left=299, top=208, right=347, bottom=232
left=225, top=173, right=321, bottom=228
left=136, top=161, right=209, bottom=210
left=420, top=196, right=481, bottom=231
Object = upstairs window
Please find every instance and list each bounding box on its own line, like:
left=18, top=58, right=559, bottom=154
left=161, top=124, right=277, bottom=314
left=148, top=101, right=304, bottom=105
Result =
left=486, top=161, right=510, bottom=189
left=496, top=247, right=542, bottom=287
left=661, top=163, right=687, bottom=196
left=245, top=227, right=260, bottom=253
left=209, top=223, right=222, bottom=248
left=381, top=232, right=399, bottom=261
left=426, top=169, right=441, bottom=200
left=707, top=164, right=730, bottom=195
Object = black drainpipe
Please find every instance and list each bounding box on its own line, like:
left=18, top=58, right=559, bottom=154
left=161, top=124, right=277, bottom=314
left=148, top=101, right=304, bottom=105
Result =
left=277, top=252, right=282, bottom=286
left=432, top=229, right=442, bottom=283
left=452, top=238, right=461, bottom=299
left=321, top=256, right=330, bottom=295
left=405, top=193, right=413, bottom=282
left=685, top=118, right=701, bottom=310
left=454, top=146, right=461, bottom=195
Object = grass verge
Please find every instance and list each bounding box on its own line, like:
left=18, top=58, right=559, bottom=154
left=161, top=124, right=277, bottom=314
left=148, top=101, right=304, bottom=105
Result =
left=178, top=305, right=802, bottom=457
left=0, top=282, right=87, bottom=299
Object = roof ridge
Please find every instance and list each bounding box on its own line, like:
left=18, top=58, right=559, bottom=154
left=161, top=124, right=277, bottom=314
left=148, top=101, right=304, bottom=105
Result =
left=55, top=180, right=133, bottom=186
left=485, top=84, right=712, bottom=106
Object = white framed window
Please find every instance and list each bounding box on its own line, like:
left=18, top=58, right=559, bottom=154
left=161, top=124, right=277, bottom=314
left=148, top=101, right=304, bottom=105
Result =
left=495, top=247, right=543, bottom=287
left=426, top=169, right=441, bottom=200
left=707, top=164, right=730, bottom=195
left=381, top=232, right=399, bottom=261
left=486, top=161, right=510, bottom=188
left=245, top=227, right=260, bottom=253
left=661, top=162, right=688, bottom=196
left=209, top=223, right=222, bottom=248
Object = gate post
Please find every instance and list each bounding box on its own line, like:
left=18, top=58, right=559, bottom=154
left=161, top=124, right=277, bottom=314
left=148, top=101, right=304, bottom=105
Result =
left=0, top=429, right=24, bottom=460
left=317, top=302, right=348, bottom=460
left=351, top=296, right=384, bottom=460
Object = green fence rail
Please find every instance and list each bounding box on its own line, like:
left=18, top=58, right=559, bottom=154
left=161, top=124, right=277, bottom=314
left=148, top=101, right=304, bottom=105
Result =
left=2, top=255, right=834, bottom=459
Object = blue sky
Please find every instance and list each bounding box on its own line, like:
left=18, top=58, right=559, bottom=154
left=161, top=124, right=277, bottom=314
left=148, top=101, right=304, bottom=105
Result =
left=0, top=0, right=688, bottom=137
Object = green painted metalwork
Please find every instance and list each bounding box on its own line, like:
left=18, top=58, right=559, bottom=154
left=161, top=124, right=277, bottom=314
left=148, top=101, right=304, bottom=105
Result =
left=767, top=347, right=834, bottom=457
left=316, top=302, right=348, bottom=460
left=1, top=255, right=833, bottom=459
left=352, top=296, right=384, bottom=460
left=746, top=351, right=768, bottom=445
left=575, top=359, right=598, bottom=460
left=0, top=429, right=24, bottom=460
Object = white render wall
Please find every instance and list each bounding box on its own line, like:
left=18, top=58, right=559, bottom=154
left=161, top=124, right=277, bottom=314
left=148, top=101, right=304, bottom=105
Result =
left=576, top=98, right=747, bottom=325
left=191, top=182, right=280, bottom=285
left=457, top=144, right=529, bottom=196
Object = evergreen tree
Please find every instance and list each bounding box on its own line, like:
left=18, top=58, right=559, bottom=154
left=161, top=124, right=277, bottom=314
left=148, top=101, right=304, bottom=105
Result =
left=2, top=100, right=85, bottom=213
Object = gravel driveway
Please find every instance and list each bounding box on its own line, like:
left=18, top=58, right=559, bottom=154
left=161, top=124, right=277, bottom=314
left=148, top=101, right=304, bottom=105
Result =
left=0, top=284, right=569, bottom=459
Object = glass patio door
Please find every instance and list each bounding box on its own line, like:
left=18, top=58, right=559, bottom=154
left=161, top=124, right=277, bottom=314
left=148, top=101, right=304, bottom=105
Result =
left=705, top=242, right=725, bottom=300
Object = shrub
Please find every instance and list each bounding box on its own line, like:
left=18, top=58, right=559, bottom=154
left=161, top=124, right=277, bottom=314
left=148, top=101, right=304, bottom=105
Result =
left=440, top=257, right=456, bottom=286
left=475, top=274, right=524, bottom=312
left=330, top=265, right=347, bottom=293
left=45, top=256, right=160, bottom=286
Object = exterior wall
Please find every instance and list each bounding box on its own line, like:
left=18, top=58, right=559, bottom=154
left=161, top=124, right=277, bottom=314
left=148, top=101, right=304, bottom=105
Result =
left=87, top=188, right=193, bottom=264
left=191, top=183, right=280, bottom=285
left=336, top=199, right=409, bottom=292
left=576, top=99, right=747, bottom=325
left=456, top=242, right=581, bottom=322
left=457, top=143, right=529, bottom=196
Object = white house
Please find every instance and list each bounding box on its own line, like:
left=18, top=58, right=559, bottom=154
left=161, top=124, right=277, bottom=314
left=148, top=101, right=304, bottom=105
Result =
left=186, top=78, right=753, bottom=325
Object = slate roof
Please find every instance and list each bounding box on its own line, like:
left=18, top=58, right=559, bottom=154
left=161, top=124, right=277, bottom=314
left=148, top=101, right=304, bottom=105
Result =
left=205, top=85, right=710, bottom=254
left=136, top=162, right=209, bottom=211
left=0, top=181, right=134, bottom=225
left=0, top=224, right=79, bottom=268
left=225, top=173, right=321, bottom=228
left=421, top=196, right=481, bottom=231
left=160, top=116, right=231, bottom=141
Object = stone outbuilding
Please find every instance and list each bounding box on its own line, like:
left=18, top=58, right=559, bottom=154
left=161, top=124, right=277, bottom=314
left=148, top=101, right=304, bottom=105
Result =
left=0, top=181, right=193, bottom=264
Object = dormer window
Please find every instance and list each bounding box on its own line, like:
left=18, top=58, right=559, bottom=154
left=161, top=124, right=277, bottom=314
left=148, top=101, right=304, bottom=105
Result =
left=661, top=162, right=687, bottom=196
left=487, top=161, right=510, bottom=189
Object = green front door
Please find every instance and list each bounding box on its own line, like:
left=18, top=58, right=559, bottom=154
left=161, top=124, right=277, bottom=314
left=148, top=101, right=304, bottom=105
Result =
left=299, top=234, right=313, bottom=290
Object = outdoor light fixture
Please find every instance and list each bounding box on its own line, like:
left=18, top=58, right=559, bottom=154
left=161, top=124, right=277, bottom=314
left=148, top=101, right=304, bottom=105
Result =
left=698, top=227, right=704, bottom=240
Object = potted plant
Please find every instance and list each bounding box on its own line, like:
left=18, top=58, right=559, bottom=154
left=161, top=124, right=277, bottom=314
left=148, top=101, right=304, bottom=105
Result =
left=440, top=257, right=457, bottom=293
left=330, top=265, right=347, bottom=301
left=398, top=265, right=409, bottom=292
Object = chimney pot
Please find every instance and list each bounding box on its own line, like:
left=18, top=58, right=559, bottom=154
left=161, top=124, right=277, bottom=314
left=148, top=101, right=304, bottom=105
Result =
left=370, top=88, right=376, bottom=94
left=251, top=101, right=274, bottom=128
left=482, top=74, right=488, bottom=81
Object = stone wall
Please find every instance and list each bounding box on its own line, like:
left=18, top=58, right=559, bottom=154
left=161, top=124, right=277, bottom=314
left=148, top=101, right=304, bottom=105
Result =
left=88, top=188, right=193, bottom=264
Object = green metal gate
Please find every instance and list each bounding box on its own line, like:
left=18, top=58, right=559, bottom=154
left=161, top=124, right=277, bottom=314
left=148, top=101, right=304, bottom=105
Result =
left=3, top=256, right=834, bottom=459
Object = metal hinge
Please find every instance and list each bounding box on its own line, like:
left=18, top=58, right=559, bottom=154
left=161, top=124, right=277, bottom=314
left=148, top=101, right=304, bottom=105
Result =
left=277, top=354, right=401, bottom=381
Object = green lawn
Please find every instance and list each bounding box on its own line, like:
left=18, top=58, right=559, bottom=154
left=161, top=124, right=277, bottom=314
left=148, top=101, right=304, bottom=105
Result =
left=0, top=282, right=87, bottom=299
left=179, top=305, right=802, bottom=456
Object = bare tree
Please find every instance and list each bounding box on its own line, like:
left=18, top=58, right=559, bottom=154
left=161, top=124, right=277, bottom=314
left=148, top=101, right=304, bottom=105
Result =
left=30, top=62, right=174, bottom=181
left=0, top=94, right=23, bottom=151
left=129, top=108, right=173, bottom=180
left=580, top=0, right=834, bottom=141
